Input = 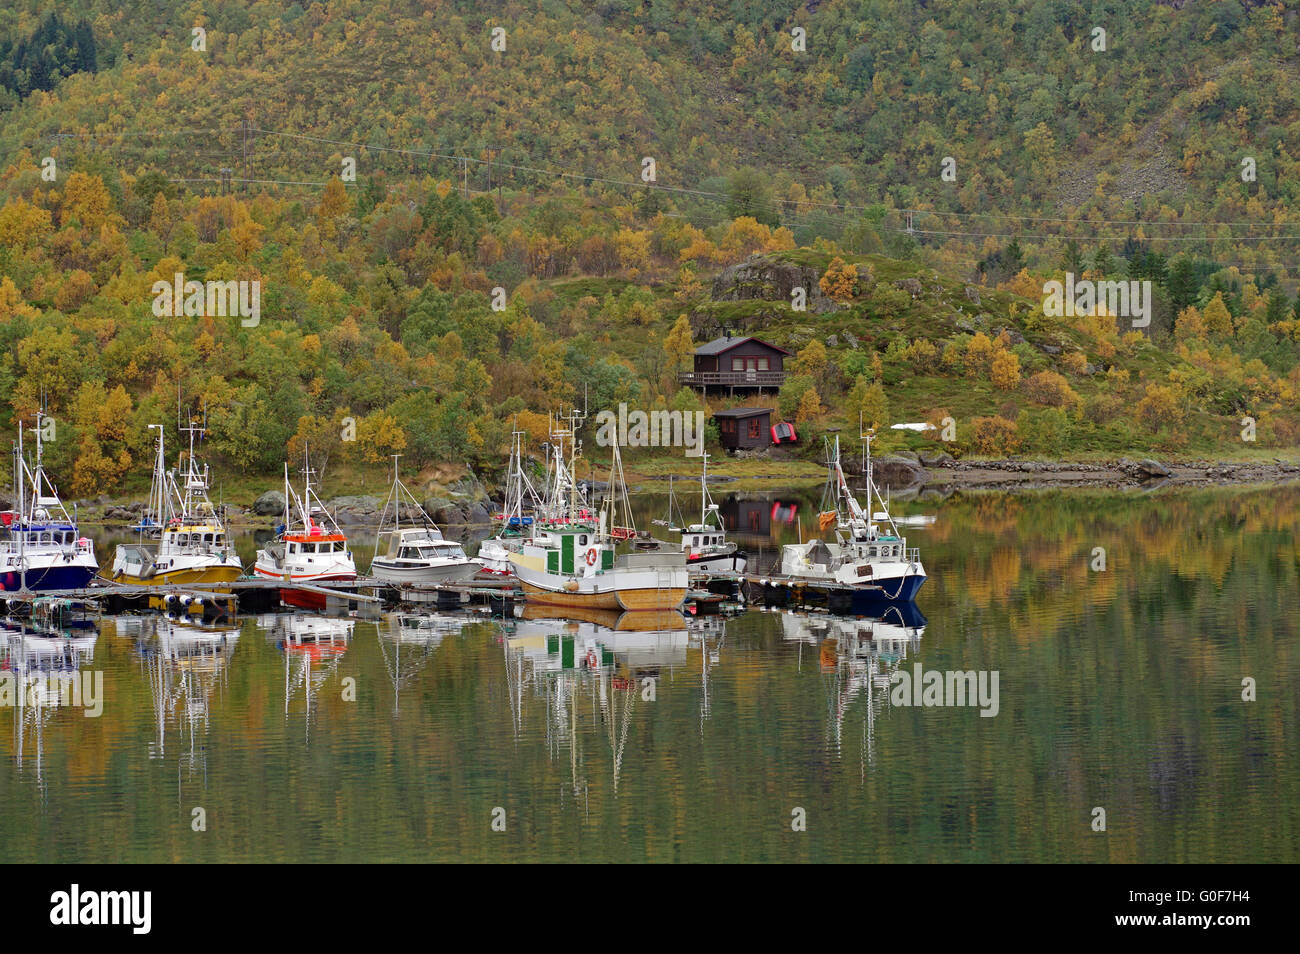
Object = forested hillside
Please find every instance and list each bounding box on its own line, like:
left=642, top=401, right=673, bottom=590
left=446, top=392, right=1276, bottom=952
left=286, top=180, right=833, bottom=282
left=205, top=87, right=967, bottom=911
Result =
left=1, top=0, right=1299, bottom=497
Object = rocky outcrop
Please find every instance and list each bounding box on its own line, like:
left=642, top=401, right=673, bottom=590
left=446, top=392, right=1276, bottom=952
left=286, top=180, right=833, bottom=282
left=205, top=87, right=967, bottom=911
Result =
left=1120, top=458, right=1171, bottom=479
left=253, top=490, right=286, bottom=515
left=711, top=254, right=839, bottom=314
left=423, top=497, right=492, bottom=526
left=918, top=449, right=955, bottom=467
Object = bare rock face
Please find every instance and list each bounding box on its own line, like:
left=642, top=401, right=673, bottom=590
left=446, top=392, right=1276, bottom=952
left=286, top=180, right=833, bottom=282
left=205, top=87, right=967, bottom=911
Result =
left=894, top=278, right=923, bottom=299
left=253, top=490, right=287, bottom=515
left=712, top=254, right=839, bottom=314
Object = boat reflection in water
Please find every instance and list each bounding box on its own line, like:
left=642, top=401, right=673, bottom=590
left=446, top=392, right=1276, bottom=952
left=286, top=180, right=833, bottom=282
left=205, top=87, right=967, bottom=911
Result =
left=120, top=613, right=241, bottom=778
left=503, top=606, right=700, bottom=796
left=377, top=612, right=473, bottom=715
left=260, top=613, right=354, bottom=738
left=1, top=620, right=99, bottom=790
left=778, top=603, right=926, bottom=770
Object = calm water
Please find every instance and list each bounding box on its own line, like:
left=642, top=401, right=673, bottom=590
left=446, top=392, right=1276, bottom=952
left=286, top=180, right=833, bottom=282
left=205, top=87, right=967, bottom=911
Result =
left=1, top=486, right=1296, bottom=863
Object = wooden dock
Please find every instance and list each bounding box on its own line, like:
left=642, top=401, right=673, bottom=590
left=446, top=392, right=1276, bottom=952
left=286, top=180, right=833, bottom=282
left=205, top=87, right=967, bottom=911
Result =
left=1, top=574, right=526, bottom=616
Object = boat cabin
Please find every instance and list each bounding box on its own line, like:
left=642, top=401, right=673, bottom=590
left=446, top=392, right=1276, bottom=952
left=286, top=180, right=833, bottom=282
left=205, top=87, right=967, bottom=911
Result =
left=284, top=533, right=349, bottom=555
left=161, top=525, right=229, bottom=551
left=378, top=528, right=466, bottom=561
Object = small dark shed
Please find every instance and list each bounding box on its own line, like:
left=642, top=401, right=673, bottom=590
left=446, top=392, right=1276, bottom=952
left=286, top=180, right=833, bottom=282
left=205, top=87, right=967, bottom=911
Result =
left=714, top=407, right=775, bottom=450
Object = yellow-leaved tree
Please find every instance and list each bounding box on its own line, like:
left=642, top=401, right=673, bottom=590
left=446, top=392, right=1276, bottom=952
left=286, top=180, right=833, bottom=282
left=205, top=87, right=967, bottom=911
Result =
left=819, top=257, right=859, bottom=302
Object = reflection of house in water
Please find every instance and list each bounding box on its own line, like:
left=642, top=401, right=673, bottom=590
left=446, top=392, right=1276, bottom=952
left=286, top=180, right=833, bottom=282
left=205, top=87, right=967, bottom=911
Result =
left=377, top=612, right=471, bottom=715
left=261, top=613, right=354, bottom=739
left=718, top=496, right=800, bottom=537
left=779, top=605, right=926, bottom=770
left=717, top=496, right=800, bottom=572
left=124, top=615, right=240, bottom=778
left=1, top=622, right=99, bottom=790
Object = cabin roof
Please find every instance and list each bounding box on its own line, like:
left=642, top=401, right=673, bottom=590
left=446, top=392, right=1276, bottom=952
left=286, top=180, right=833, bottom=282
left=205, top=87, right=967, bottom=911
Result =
left=693, top=336, right=792, bottom=357
left=712, top=406, right=775, bottom=419
left=284, top=532, right=347, bottom=543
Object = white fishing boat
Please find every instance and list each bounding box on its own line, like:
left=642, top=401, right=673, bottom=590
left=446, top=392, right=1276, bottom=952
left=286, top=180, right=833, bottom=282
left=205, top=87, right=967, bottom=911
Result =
left=253, top=447, right=356, bottom=610
left=507, top=411, right=688, bottom=612
left=0, top=412, right=98, bottom=593
left=778, top=430, right=926, bottom=605
left=654, top=453, right=746, bottom=576
left=109, top=420, right=243, bottom=591
left=370, top=457, right=478, bottom=585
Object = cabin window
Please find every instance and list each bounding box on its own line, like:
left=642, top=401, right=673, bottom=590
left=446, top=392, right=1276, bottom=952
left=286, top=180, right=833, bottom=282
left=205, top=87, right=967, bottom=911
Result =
left=287, top=543, right=297, bottom=553
left=748, top=419, right=761, bottom=439
left=214, top=535, right=225, bottom=547
left=204, top=533, right=214, bottom=544
left=334, top=541, right=345, bottom=552
left=731, top=357, right=744, bottom=371
left=757, top=357, right=769, bottom=371
left=578, top=534, right=587, bottom=546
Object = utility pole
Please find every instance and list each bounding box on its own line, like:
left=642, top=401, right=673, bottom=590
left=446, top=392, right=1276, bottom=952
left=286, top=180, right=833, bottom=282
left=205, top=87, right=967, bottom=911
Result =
left=486, top=145, right=504, bottom=213
left=241, top=117, right=251, bottom=191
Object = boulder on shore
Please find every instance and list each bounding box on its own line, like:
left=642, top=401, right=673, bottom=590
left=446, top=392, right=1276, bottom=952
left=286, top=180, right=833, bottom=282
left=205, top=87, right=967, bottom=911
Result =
left=253, top=490, right=287, bottom=516
left=869, top=456, right=929, bottom=489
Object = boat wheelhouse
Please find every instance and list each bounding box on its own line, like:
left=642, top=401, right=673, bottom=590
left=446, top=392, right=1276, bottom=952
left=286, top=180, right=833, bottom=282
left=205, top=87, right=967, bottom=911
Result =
left=0, top=413, right=98, bottom=593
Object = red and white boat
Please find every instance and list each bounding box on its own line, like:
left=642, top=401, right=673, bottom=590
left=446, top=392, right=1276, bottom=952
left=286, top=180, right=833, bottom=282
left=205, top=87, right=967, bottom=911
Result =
left=253, top=449, right=356, bottom=610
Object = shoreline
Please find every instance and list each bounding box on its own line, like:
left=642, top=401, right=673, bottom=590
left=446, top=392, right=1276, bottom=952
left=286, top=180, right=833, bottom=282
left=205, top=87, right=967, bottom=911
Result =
left=32, top=456, right=1300, bottom=529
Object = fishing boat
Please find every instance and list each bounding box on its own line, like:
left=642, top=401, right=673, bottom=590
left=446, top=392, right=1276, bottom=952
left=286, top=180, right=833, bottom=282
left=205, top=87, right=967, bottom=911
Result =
left=252, top=448, right=356, bottom=610
left=777, top=430, right=926, bottom=604
left=0, top=412, right=98, bottom=593
left=109, top=421, right=243, bottom=592
left=475, top=427, right=542, bottom=576
left=370, top=456, right=478, bottom=584
left=654, top=453, right=746, bottom=576
left=507, top=412, right=688, bottom=612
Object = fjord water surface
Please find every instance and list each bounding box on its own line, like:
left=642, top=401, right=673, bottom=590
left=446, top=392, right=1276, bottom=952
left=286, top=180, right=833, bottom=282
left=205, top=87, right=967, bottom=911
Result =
left=1, top=486, right=1295, bottom=862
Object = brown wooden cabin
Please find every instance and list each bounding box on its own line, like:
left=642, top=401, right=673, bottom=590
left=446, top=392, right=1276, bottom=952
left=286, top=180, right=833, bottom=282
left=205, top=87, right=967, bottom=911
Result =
left=680, top=336, right=791, bottom=392
left=714, top=406, right=775, bottom=450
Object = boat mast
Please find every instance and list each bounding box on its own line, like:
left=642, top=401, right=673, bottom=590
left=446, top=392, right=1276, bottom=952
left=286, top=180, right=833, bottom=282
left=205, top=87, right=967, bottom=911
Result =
left=147, top=424, right=166, bottom=529
left=15, top=421, right=24, bottom=523
left=700, top=452, right=708, bottom=527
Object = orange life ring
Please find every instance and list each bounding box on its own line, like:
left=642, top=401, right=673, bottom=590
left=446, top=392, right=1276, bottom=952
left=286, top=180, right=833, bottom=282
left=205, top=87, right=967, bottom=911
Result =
left=585, top=547, right=598, bottom=566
